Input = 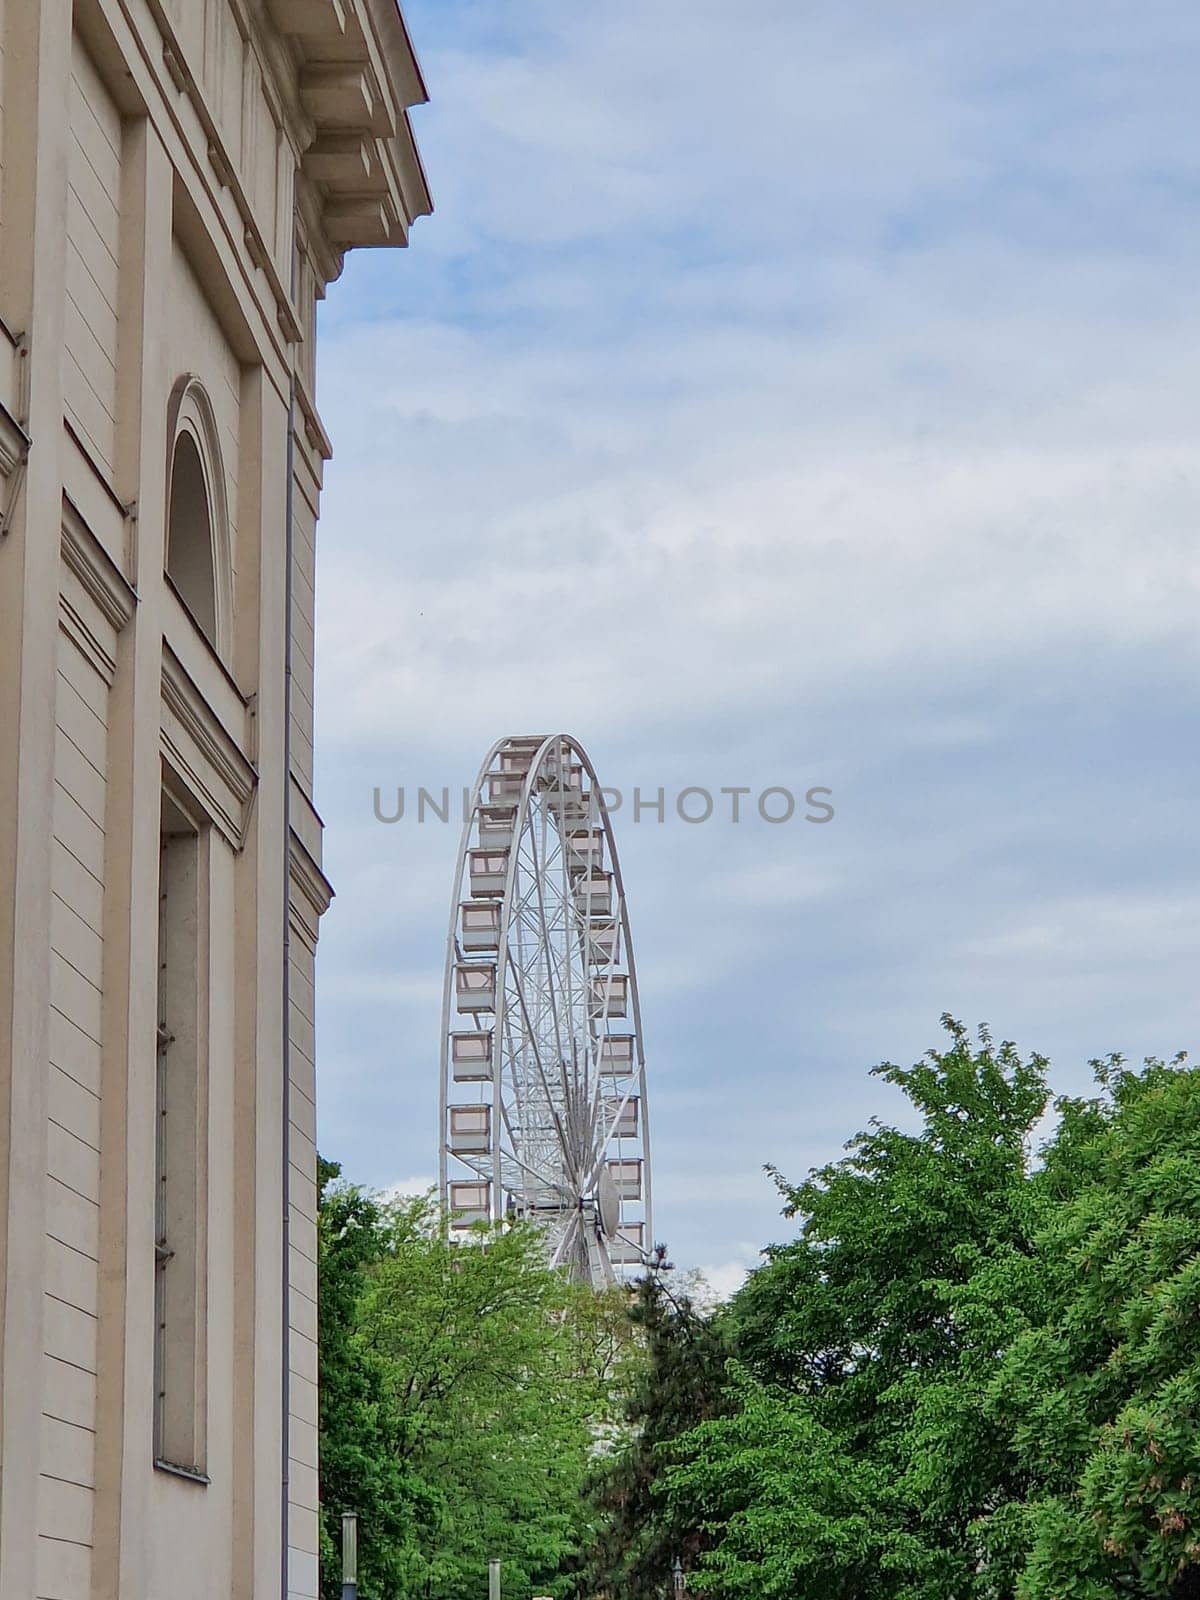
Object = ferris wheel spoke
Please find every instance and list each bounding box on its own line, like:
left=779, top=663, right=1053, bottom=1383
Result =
left=550, top=753, right=579, bottom=1094
left=499, top=1141, right=574, bottom=1206
left=593, top=1085, right=637, bottom=1163
left=548, top=1207, right=581, bottom=1272
left=524, top=814, right=571, bottom=1101
left=509, top=957, right=574, bottom=1175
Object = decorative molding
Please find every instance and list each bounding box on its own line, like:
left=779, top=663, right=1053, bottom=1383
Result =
left=302, top=133, right=374, bottom=186
left=289, top=832, right=334, bottom=934
left=363, top=0, right=430, bottom=111
left=162, top=645, right=257, bottom=850
left=227, top=0, right=316, bottom=146
left=161, top=43, right=188, bottom=93
left=273, top=0, right=431, bottom=269
left=207, top=140, right=235, bottom=190
left=59, top=590, right=118, bottom=686
left=289, top=904, right=320, bottom=958
left=299, top=63, right=380, bottom=133
left=0, top=402, right=30, bottom=478
left=295, top=374, right=333, bottom=461
left=296, top=179, right=343, bottom=289
left=137, top=0, right=305, bottom=345
left=267, top=0, right=347, bottom=43
left=323, top=195, right=392, bottom=247
left=243, top=224, right=268, bottom=272
left=61, top=496, right=138, bottom=630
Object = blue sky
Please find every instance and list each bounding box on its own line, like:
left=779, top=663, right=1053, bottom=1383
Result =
left=312, top=0, right=1200, bottom=1292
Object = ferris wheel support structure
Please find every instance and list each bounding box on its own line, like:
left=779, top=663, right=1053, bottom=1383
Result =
left=438, top=734, right=653, bottom=1287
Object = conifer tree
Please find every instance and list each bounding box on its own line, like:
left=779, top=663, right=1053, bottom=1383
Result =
left=581, top=1264, right=730, bottom=1598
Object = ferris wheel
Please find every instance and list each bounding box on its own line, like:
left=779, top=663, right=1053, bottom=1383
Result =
left=439, top=734, right=652, bottom=1287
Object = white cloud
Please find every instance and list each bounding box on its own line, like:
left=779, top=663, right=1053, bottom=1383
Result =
left=693, top=1260, right=755, bottom=1305
left=311, top=0, right=1200, bottom=1275
left=961, top=891, right=1200, bottom=968
left=381, top=1175, right=438, bottom=1202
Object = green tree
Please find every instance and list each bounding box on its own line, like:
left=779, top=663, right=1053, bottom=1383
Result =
left=318, top=1159, right=434, bottom=1599
left=988, top=1057, right=1200, bottom=1598
left=322, top=1030, right=1200, bottom=1600
left=666, top=1367, right=931, bottom=1599
left=659, top=1029, right=1200, bottom=1600
left=670, top=1020, right=1054, bottom=1599
left=580, top=1268, right=731, bottom=1598
left=318, top=1167, right=634, bottom=1600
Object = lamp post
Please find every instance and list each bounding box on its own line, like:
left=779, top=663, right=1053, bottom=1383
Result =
left=341, top=1512, right=358, bottom=1600
left=488, top=1558, right=501, bottom=1600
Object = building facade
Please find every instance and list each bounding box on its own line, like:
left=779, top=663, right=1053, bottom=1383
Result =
left=0, top=3, right=428, bottom=1596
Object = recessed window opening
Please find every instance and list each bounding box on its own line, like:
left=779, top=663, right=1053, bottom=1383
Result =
left=166, top=429, right=218, bottom=647
left=155, top=789, right=208, bottom=1480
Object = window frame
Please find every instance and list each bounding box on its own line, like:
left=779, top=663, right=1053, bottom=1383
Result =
left=153, top=777, right=212, bottom=1484
left=164, top=375, right=232, bottom=660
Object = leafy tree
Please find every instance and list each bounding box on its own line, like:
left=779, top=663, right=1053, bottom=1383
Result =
left=580, top=1266, right=731, bottom=1598
left=667, top=1366, right=934, bottom=1600
left=987, top=1056, right=1200, bottom=1598
left=318, top=1168, right=634, bottom=1600
left=656, top=1028, right=1200, bottom=1600
left=360, top=1197, right=614, bottom=1598
left=322, top=1028, right=1200, bottom=1600
left=670, top=1020, right=1054, bottom=1598
left=318, top=1159, right=435, bottom=1599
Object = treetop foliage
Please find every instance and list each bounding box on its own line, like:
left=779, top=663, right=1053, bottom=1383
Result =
left=317, top=1163, right=638, bottom=1600
left=662, top=1023, right=1200, bottom=1600
left=319, top=1021, right=1200, bottom=1600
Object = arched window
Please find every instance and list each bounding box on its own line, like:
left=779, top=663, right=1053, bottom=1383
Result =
left=165, top=377, right=231, bottom=655
left=167, top=431, right=217, bottom=643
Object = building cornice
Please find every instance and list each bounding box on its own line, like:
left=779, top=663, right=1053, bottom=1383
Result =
left=119, top=0, right=430, bottom=325
left=272, top=0, right=432, bottom=273
left=162, top=645, right=258, bottom=851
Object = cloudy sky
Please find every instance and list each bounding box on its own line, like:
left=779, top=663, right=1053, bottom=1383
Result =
left=312, top=0, right=1200, bottom=1292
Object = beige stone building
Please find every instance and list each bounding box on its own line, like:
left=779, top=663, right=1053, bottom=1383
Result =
left=0, top=3, right=428, bottom=1596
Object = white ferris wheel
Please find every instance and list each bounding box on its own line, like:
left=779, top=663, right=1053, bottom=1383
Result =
left=439, top=734, right=652, bottom=1288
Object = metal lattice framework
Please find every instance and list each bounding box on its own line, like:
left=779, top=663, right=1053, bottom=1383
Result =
left=439, top=735, right=652, bottom=1287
